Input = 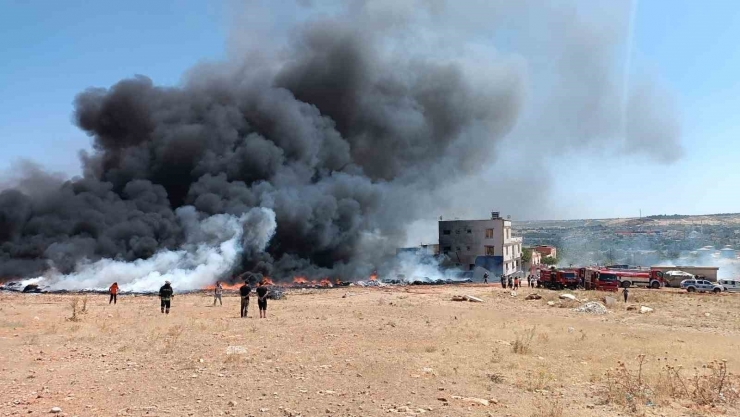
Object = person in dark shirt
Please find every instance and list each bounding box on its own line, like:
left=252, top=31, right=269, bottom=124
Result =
left=483, top=272, right=489, bottom=284
left=239, top=280, right=251, bottom=318
left=256, top=281, right=269, bottom=318
left=159, top=281, right=173, bottom=314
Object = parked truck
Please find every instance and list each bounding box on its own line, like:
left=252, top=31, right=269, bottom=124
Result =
left=536, top=267, right=579, bottom=290
left=605, top=266, right=665, bottom=288
left=578, top=267, right=619, bottom=292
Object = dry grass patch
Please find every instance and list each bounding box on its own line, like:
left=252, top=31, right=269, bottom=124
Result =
left=512, top=326, right=536, bottom=354
left=603, top=354, right=740, bottom=413
left=531, top=398, right=564, bottom=417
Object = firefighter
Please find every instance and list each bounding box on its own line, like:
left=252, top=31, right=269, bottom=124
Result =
left=159, top=281, right=173, bottom=314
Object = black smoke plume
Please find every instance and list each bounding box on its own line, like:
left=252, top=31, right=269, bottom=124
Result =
left=0, top=8, right=521, bottom=282
left=0, top=1, right=683, bottom=284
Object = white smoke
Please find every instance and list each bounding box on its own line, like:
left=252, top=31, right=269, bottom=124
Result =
left=22, top=207, right=276, bottom=292
left=390, top=251, right=465, bottom=283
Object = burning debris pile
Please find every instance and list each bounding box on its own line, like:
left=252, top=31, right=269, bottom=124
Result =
left=0, top=2, right=683, bottom=292
left=0, top=4, right=522, bottom=292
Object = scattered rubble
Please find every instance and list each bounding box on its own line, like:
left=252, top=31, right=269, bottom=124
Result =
left=559, top=293, right=576, bottom=300
left=226, top=346, right=247, bottom=355
left=355, top=280, right=388, bottom=288
left=450, top=396, right=495, bottom=406
left=525, top=293, right=542, bottom=300
left=268, top=288, right=284, bottom=300
left=451, top=295, right=484, bottom=303
left=547, top=301, right=556, bottom=306
left=603, top=296, right=616, bottom=307
left=50, top=407, right=62, bottom=414
left=640, top=306, right=654, bottom=314
left=626, top=305, right=637, bottom=311
left=574, top=302, right=608, bottom=315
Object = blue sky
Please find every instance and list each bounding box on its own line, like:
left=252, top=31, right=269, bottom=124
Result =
left=1, top=0, right=738, bottom=219
left=552, top=1, right=740, bottom=218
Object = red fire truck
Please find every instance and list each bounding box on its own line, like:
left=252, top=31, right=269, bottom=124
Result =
left=605, top=267, right=665, bottom=288
left=578, top=267, right=619, bottom=292
left=557, top=269, right=579, bottom=289
left=537, top=267, right=579, bottom=290
left=536, top=266, right=556, bottom=289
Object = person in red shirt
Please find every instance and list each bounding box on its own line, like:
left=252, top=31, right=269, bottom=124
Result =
left=109, top=282, right=119, bottom=304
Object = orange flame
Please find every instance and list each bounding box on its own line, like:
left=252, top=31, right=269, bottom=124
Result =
left=293, top=276, right=308, bottom=284
left=261, top=277, right=275, bottom=286
left=318, top=278, right=333, bottom=287
left=204, top=282, right=242, bottom=291
left=369, top=273, right=378, bottom=281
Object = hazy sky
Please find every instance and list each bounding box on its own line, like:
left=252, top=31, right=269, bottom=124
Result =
left=1, top=0, right=738, bottom=221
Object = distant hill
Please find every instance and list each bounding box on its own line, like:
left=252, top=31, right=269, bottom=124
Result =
left=515, top=213, right=740, bottom=228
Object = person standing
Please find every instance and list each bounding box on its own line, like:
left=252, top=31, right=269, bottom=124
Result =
left=514, top=276, right=520, bottom=290
left=483, top=272, right=489, bottom=284
left=256, top=281, right=269, bottom=319
left=507, top=276, right=513, bottom=289
left=109, top=282, right=119, bottom=304
left=213, top=281, right=223, bottom=306
left=500, top=275, right=506, bottom=289
left=159, top=281, right=173, bottom=314
left=239, top=280, right=251, bottom=318
left=622, top=287, right=629, bottom=303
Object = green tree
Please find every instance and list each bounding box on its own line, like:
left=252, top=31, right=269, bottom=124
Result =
left=521, top=248, right=532, bottom=263
left=541, top=256, right=558, bottom=266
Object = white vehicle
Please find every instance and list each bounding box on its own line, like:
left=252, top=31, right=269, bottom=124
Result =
left=718, top=279, right=740, bottom=292
left=680, top=279, right=723, bottom=293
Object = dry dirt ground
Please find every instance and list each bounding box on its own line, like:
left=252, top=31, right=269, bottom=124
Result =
left=1, top=285, right=739, bottom=417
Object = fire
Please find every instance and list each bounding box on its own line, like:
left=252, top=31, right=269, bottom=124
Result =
left=318, top=278, right=333, bottom=287
left=369, top=273, right=378, bottom=281
left=262, top=277, right=275, bottom=286
left=203, top=282, right=241, bottom=291
left=293, top=276, right=308, bottom=284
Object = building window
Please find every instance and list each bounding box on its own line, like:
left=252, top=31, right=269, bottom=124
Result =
left=456, top=230, right=460, bottom=234
left=466, top=229, right=472, bottom=234
left=466, top=246, right=471, bottom=251
left=443, top=230, right=451, bottom=235
left=485, top=246, right=495, bottom=256
left=485, top=229, right=494, bottom=239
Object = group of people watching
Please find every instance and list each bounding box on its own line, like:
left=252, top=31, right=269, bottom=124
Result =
left=499, top=274, right=537, bottom=289
left=107, top=279, right=270, bottom=318
left=481, top=271, right=537, bottom=289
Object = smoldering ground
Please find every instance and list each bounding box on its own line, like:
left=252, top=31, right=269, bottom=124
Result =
left=0, top=1, right=682, bottom=289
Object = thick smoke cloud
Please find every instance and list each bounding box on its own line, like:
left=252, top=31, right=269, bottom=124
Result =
left=0, top=1, right=523, bottom=283
left=0, top=0, right=683, bottom=285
